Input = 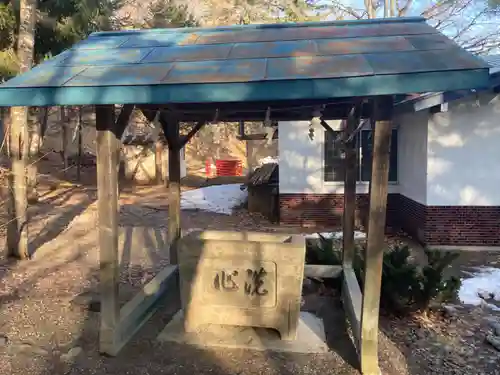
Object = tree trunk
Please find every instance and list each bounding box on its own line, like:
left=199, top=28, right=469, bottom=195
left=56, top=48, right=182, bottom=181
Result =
left=6, top=0, right=36, bottom=259
left=24, top=0, right=38, bottom=201
left=27, top=109, right=41, bottom=202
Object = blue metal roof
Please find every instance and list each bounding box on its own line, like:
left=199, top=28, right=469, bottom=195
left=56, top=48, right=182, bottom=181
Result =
left=484, top=54, right=500, bottom=74
left=395, top=54, right=500, bottom=113
left=0, top=17, right=491, bottom=107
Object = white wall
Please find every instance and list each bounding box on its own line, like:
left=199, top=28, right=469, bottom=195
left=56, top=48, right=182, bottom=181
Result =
left=278, top=91, right=500, bottom=207
left=396, top=110, right=428, bottom=205
left=427, top=92, right=500, bottom=206
left=278, top=120, right=399, bottom=194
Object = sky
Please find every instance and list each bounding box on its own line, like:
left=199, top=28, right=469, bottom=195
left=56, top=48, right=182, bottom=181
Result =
left=316, top=0, right=500, bottom=54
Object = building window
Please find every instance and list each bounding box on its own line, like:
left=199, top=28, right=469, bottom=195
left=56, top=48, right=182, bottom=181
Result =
left=324, top=129, right=398, bottom=183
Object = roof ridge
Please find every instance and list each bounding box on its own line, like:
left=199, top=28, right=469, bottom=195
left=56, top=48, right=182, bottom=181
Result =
left=89, top=17, right=427, bottom=38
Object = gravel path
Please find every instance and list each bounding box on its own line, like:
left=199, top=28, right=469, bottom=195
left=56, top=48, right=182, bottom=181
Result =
left=0, top=185, right=499, bottom=375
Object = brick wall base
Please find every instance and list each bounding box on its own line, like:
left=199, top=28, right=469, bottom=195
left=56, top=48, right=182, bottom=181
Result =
left=279, top=193, right=400, bottom=230
left=279, top=193, right=500, bottom=247
left=425, top=206, right=500, bottom=246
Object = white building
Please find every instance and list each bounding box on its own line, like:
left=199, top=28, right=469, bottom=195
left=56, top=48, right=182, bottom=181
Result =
left=278, top=55, right=500, bottom=249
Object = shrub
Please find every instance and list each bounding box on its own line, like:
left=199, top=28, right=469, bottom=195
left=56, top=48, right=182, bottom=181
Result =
left=305, top=234, right=342, bottom=266
left=305, top=234, right=461, bottom=315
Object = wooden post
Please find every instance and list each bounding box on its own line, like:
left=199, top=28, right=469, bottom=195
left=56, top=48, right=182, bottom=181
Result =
left=342, top=106, right=360, bottom=268
left=61, top=107, right=68, bottom=176
left=138, top=111, right=205, bottom=265
left=76, top=107, right=82, bottom=181
left=359, top=98, right=393, bottom=375
left=6, top=106, right=29, bottom=259
left=155, top=140, right=163, bottom=185
left=27, top=108, right=41, bottom=200
left=166, top=121, right=181, bottom=265
left=96, top=105, right=120, bottom=354
left=5, top=0, right=35, bottom=259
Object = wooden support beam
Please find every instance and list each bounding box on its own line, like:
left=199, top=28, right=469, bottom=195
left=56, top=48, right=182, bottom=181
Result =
left=40, top=107, right=49, bottom=139
left=76, top=107, right=82, bottom=181
left=342, top=105, right=360, bottom=268
left=6, top=106, right=29, bottom=259
left=61, top=107, right=69, bottom=176
left=159, top=113, right=180, bottom=148
left=115, top=104, right=135, bottom=139
left=95, top=105, right=121, bottom=355
left=359, top=98, right=393, bottom=375
left=155, top=140, right=163, bottom=185
left=179, top=121, right=205, bottom=148
left=239, top=120, right=245, bottom=137
left=320, top=119, right=335, bottom=134
left=159, top=116, right=182, bottom=265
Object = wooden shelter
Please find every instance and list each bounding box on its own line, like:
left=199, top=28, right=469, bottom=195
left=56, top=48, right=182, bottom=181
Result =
left=0, top=16, right=490, bottom=375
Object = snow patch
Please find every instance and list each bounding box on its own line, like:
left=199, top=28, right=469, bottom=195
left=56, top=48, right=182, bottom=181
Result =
left=305, top=231, right=366, bottom=240
left=258, top=156, right=279, bottom=166
left=181, top=184, right=247, bottom=215
left=458, top=267, right=500, bottom=311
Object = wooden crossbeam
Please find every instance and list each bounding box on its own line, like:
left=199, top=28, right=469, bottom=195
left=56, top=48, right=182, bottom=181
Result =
left=236, top=132, right=279, bottom=141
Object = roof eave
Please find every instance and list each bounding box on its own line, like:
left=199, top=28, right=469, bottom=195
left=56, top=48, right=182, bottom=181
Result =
left=395, top=70, right=499, bottom=114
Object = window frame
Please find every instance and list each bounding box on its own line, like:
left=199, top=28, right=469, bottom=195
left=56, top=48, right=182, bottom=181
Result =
left=323, top=127, right=398, bottom=184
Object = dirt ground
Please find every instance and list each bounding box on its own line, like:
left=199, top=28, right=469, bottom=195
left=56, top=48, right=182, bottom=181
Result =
left=0, top=164, right=499, bottom=375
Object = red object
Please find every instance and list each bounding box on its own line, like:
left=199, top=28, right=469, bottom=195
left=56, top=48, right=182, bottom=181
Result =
left=205, top=159, right=213, bottom=177
left=215, top=159, right=242, bottom=177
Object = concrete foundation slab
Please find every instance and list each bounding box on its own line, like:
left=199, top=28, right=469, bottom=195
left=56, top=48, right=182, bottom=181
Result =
left=157, top=310, right=329, bottom=354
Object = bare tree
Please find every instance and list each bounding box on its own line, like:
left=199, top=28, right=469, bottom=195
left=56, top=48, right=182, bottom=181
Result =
left=7, top=0, right=36, bottom=259
left=329, top=0, right=500, bottom=54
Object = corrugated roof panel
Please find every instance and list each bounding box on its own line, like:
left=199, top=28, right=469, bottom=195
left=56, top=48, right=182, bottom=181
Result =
left=72, top=36, right=130, bottom=50
left=64, top=64, right=173, bottom=86
left=405, top=33, right=455, bottom=50
left=163, top=59, right=267, bottom=84
left=365, top=51, right=449, bottom=74
left=119, top=32, right=196, bottom=48
left=58, top=48, right=152, bottom=66
left=266, top=55, right=374, bottom=80
left=143, top=44, right=232, bottom=63
left=229, top=40, right=317, bottom=59
left=316, top=36, right=414, bottom=55
left=1, top=66, right=87, bottom=87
